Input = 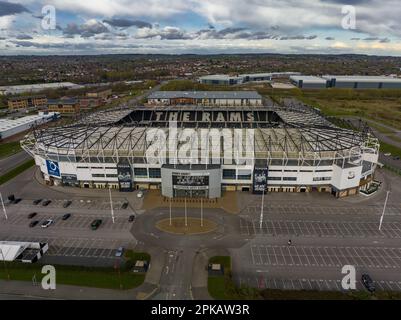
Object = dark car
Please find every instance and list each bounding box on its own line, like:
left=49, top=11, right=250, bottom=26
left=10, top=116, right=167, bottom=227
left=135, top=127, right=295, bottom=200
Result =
left=362, top=274, right=375, bottom=293
left=28, top=212, right=37, bottom=219
left=7, top=194, right=15, bottom=202
left=91, top=219, right=102, bottom=230
left=33, top=199, right=42, bottom=205
left=29, top=220, right=39, bottom=228
left=42, top=200, right=51, bottom=206
left=62, top=213, right=72, bottom=221
left=128, top=215, right=135, bottom=222
left=63, top=200, right=72, bottom=208
left=13, top=198, right=22, bottom=204
left=393, top=156, right=400, bottom=161
left=121, top=202, right=129, bottom=209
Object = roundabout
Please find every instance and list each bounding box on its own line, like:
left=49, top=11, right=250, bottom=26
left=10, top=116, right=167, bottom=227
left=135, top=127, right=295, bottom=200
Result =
left=156, top=217, right=218, bottom=235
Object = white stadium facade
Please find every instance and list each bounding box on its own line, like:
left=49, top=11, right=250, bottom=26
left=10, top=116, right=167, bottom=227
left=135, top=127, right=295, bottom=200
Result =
left=21, top=92, right=380, bottom=198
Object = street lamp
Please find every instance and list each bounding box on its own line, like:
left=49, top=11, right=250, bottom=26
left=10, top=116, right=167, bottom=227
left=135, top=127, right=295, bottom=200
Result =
left=379, top=190, right=390, bottom=231
left=0, top=192, right=8, bottom=220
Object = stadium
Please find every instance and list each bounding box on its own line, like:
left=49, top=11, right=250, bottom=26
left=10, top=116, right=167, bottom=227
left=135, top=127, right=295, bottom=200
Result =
left=21, top=94, right=380, bottom=199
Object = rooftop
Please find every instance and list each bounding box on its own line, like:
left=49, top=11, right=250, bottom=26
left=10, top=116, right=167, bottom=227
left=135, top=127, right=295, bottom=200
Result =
left=148, top=91, right=262, bottom=100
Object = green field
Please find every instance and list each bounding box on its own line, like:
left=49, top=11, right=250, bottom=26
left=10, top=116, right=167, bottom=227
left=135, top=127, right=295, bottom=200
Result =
left=0, top=141, right=22, bottom=159
left=258, top=87, right=401, bottom=130
left=0, top=159, right=35, bottom=185
left=0, top=250, right=150, bottom=290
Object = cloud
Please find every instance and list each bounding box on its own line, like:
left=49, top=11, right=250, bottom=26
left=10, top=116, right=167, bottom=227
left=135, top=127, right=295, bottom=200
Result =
left=135, top=26, right=190, bottom=40
left=16, top=34, right=33, bottom=40
left=325, top=37, right=335, bottom=40
left=0, top=1, right=30, bottom=17
left=63, top=19, right=109, bottom=37
left=103, top=19, right=152, bottom=29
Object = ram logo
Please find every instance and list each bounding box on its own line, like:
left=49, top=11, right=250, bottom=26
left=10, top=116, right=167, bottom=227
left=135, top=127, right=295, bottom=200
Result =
left=348, top=171, right=355, bottom=179
left=46, top=160, right=60, bottom=177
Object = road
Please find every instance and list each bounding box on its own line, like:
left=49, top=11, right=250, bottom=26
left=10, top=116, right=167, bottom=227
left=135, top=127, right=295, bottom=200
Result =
left=0, top=151, right=30, bottom=175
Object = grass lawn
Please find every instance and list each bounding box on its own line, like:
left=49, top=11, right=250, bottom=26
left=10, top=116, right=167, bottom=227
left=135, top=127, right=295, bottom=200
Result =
left=207, top=256, right=259, bottom=300
left=380, top=141, right=401, bottom=156
left=258, top=87, right=401, bottom=130
left=0, top=141, right=22, bottom=159
left=0, top=159, right=35, bottom=185
left=0, top=250, right=150, bottom=290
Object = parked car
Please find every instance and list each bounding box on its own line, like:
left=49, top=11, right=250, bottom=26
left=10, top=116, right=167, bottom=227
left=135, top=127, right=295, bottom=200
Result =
left=13, top=198, right=22, bottom=204
left=91, top=219, right=102, bottom=230
left=33, top=199, right=42, bottom=205
left=42, top=200, right=51, bottom=206
left=121, top=202, right=129, bottom=209
left=28, top=212, right=37, bottom=219
left=62, top=213, right=72, bottom=221
left=63, top=200, right=72, bottom=208
left=361, top=274, right=375, bottom=293
left=7, top=194, right=15, bottom=202
left=137, top=191, right=144, bottom=198
left=115, top=247, right=124, bottom=257
left=41, top=219, right=54, bottom=228
left=29, top=220, right=39, bottom=228
left=128, top=215, right=136, bottom=222
left=384, top=152, right=391, bottom=157
left=393, top=156, right=400, bottom=160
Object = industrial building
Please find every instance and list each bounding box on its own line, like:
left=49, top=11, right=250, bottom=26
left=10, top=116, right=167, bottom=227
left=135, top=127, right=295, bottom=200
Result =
left=322, top=75, right=401, bottom=89
left=21, top=95, right=379, bottom=198
left=147, top=91, right=263, bottom=106
left=290, top=75, right=401, bottom=89
left=0, top=112, right=60, bottom=140
left=86, top=88, right=112, bottom=99
left=0, top=82, right=83, bottom=95
left=290, top=75, right=329, bottom=89
left=8, top=95, right=47, bottom=111
left=199, top=72, right=300, bottom=85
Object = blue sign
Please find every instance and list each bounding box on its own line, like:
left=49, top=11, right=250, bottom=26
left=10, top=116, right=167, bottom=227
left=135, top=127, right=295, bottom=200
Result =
left=46, top=160, right=60, bottom=177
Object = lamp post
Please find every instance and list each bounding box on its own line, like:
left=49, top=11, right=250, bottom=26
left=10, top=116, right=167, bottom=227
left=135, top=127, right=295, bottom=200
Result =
left=0, top=192, right=7, bottom=220
left=259, top=189, right=265, bottom=230
left=109, top=186, right=115, bottom=224
left=379, top=190, right=390, bottom=231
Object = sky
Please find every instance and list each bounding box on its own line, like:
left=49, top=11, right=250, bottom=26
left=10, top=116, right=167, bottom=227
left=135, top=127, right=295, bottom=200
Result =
left=1, top=0, right=401, bottom=56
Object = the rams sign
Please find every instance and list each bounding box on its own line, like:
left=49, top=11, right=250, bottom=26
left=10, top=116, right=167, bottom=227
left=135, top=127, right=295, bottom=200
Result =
left=46, top=160, right=60, bottom=177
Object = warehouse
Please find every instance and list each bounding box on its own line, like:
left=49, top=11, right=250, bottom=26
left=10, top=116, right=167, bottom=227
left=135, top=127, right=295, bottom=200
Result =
left=199, top=72, right=300, bottom=85
left=290, top=75, right=329, bottom=89
left=198, top=75, right=244, bottom=85
left=0, top=82, right=83, bottom=95
left=290, top=75, right=401, bottom=89
left=147, top=91, right=263, bottom=106
left=0, top=112, right=60, bottom=140
left=322, top=75, right=401, bottom=89
left=21, top=99, right=379, bottom=198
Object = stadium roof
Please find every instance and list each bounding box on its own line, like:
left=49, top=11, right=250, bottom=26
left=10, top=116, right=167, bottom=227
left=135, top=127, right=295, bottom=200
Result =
left=148, top=91, right=262, bottom=100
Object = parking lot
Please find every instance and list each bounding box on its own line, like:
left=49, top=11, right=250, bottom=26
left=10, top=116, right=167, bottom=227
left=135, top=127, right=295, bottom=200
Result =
left=243, top=204, right=401, bottom=216
left=237, top=276, right=401, bottom=291
left=240, top=218, right=401, bottom=238
left=250, top=244, right=401, bottom=269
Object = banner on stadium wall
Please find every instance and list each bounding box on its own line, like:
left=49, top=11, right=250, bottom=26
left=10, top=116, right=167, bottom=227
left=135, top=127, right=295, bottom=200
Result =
left=117, top=162, right=133, bottom=192
left=252, top=167, right=268, bottom=194
left=46, top=160, right=60, bottom=178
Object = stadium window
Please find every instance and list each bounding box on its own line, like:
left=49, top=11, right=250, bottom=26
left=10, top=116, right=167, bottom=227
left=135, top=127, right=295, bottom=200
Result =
left=267, top=177, right=281, bottom=181
left=237, top=174, right=251, bottom=180
left=223, top=169, right=236, bottom=179
left=283, top=177, right=297, bottom=181
left=134, top=168, right=148, bottom=177
left=105, top=174, right=118, bottom=178
left=92, top=174, right=106, bottom=178
left=149, top=168, right=161, bottom=178
left=315, top=169, right=333, bottom=173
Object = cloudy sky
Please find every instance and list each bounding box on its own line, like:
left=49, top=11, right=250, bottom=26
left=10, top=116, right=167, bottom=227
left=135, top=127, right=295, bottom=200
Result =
left=1, top=0, right=401, bottom=55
